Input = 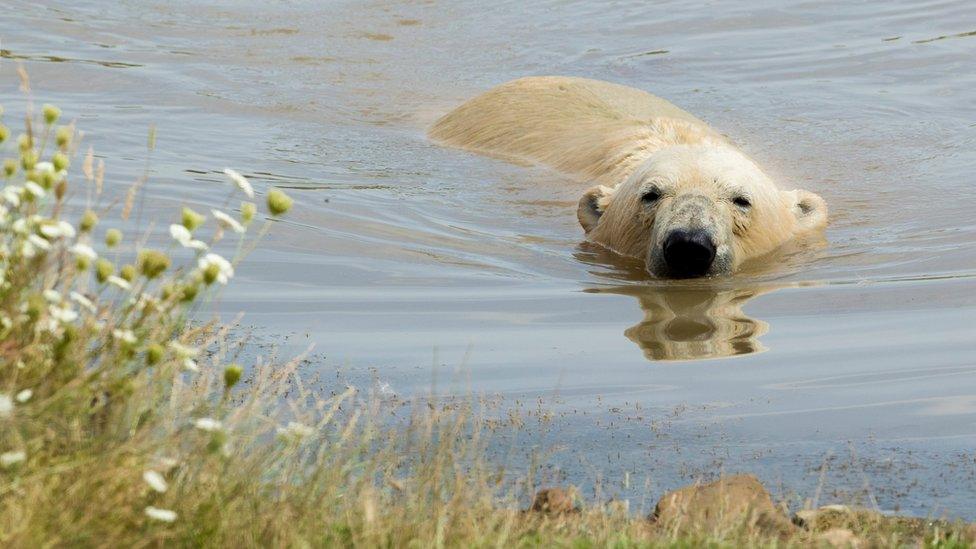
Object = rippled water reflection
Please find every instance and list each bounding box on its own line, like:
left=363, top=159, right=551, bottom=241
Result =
left=3, top=0, right=975, bottom=517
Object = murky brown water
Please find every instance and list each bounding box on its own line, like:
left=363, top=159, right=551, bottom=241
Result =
left=3, top=0, right=975, bottom=517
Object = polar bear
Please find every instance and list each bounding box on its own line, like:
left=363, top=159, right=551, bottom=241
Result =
left=429, top=76, right=828, bottom=277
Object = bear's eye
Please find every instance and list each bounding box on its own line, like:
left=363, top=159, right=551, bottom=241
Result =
left=732, top=196, right=751, bottom=209
left=641, top=188, right=662, bottom=203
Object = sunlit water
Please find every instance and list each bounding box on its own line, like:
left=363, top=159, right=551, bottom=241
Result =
left=3, top=0, right=975, bottom=517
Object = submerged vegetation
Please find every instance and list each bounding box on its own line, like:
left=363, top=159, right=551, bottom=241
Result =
left=0, top=95, right=973, bottom=547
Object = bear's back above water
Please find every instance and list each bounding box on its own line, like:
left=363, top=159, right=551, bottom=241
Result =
left=430, top=76, right=827, bottom=278
left=429, top=76, right=724, bottom=186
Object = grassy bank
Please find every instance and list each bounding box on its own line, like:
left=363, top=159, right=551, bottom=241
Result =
left=0, top=97, right=973, bottom=547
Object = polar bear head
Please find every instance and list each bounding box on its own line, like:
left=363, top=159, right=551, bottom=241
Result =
left=577, top=144, right=827, bottom=278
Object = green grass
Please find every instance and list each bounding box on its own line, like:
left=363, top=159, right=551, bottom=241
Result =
left=0, top=96, right=973, bottom=548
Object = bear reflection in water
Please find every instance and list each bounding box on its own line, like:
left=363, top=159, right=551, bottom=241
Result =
left=577, top=245, right=768, bottom=361
left=597, top=285, right=767, bottom=361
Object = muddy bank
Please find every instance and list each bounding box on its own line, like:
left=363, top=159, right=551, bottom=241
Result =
left=529, top=474, right=975, bottom=546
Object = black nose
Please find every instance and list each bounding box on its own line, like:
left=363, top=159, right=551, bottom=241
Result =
left=663, top=229, right=717, bottom=277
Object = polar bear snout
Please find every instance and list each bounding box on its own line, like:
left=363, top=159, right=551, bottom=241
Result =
left=644, top=191, right=735, bottom=279
left=662, top=229, right=716, bottom=278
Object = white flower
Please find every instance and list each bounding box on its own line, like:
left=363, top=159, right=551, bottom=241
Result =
left=142, top=470, right=168, bottom=493
left=28, top=234, right=52, bottom=251
left=0, top=451, right=26, bottom=468
left=168, top=224, right=207, bottom=251
left=15, top=389, right=32, bottom=403
left=24, top=181, right=46, bottom=198
left=167, top=341, right=199, bottom=358
left=197, top=253, right=234, bottom=284
left=0, top=394, right=12, bottom=417
left=38, top=318, right=60, bottom=335
left=43, top=289, right=62, bottom=303
left=40, top=220, right=76, bottom=239
left=223, top=168, right=254, bottom=198
left=192, top=417, right=222, bottom=432
left=2, top=186, right=22, bottom=207
left=112, top=329, right=137, bottom=344
left=49, top=304, right=78, bottom=323
left=20, top=242, right=36, bottom=259
left=277, top=421, right=315, bottom=439
left=36, top=162, right=68, bottom=181
left=182, top=358, right=199, bottom=372
left=70, top=292, right=97, bottom=314
left=211, top=209, right=245, bottom=234
left=169, top=223, right=191, bottom=242
left=107, top=275, right=132, bottom=290
left=144, top=506, right=177, bottom=523
left=69, top=243, right=97, bottom=261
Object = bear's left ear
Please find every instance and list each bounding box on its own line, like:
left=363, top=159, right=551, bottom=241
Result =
left=577, top=184, right=615, bottom=233
left=787, top=189, right=828, bottom=233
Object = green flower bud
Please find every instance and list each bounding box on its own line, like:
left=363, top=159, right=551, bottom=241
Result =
left=224, top=364, right=243, bottom=389
left=17, top=134, right=31, bottom=152
left=3, top=159, right=15, bottom=178
left=266, top=188, right=293, bottom=216
left=146, top=343, right=165, bottom=366
left=25, top=294, right=45, bottom=321
left=79, top=210, right=98, bottom=232
left=42, top=104, right=61, bottom=125
left=207, top=430, right=228, bottom=454
left=52, top=152, right=69, bottom=172
left=180, top=283, right=199, bottom=303
left=95, top=258, right=114, bottom=283
left=241, top=201, right=256, bottom=225
left=75, top=255, right=91, bottom=271
left=39, top=169, right=55, bottom=190
left=0, top=124, right=8, bottom=144
left=121, top=345, right=136, bottom=359
left=21, top=149, right=37, bottom=171
left=56, top=126, right=72, bottom=149
left=202, top=263, right=220, bottom=285
left=105, top=228, right=122, bottom=248
left=55, top=325, right=78, bottom=361
left=137, top=249, right=170, bottom=279
left=181, top=207, right=205, bottom=231
left=119, top=264, right=136, bottom=283
left=55, top=179, right=67, bottom=201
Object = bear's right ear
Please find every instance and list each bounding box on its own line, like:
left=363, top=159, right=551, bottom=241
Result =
left=577, top=185, right=615, bottom=233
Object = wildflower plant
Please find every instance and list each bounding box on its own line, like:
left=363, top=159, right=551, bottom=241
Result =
left=0, top=98, right=331, bottom=544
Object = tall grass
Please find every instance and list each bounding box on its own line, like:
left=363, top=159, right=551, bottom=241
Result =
left=0, top=95, right=972, bottom=547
